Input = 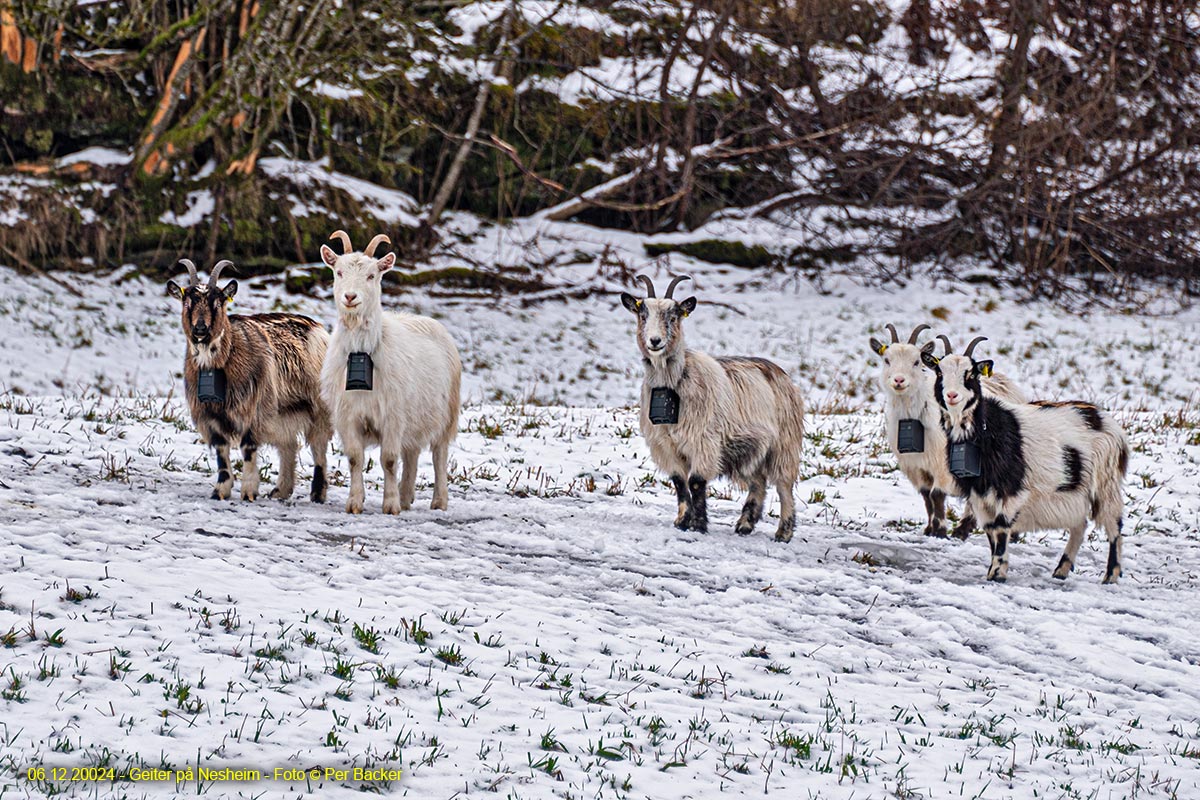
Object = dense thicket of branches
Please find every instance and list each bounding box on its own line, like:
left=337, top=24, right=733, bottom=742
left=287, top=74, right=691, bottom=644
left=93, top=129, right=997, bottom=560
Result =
left=0, top=0, right=1197, bottom=292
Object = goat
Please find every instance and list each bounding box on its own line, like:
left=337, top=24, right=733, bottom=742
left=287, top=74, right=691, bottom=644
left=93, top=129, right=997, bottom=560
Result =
left=166, top=259, right=331, bottom=502
left=319, top=231, right=462, bottom=514
left=620, top=275, right=806, bottom=541
left=869, top=325, right=1026, bottom=538
left=922, top=337, right=1129, bottom=583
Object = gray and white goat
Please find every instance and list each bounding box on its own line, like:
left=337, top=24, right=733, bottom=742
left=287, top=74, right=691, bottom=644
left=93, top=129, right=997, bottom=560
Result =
left=922, top=337, right=1129, bottom=583
left=621, top=275, right=806, bottom=541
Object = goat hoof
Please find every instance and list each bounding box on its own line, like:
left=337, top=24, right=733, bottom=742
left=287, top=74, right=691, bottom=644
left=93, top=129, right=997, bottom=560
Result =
left=431, top=497, right=448, bottom=511
left=674, top=515, right=692, bottom=531
left=774, top=529, right=794, bottom=543
left=310, top=490, right=326, bottom=504
left=688, top=520, right=708, bottom=534
left=346, top=499, right=364, bottom=514
left=1102, top=570, right=1121, bottom=585
left=382, top=500, right=401, bottom=515
left=269, top=488, right=293, bottom=501
left=210, top=489, right=228, bottom=500
left=986, top=572, right=1007, bottom=583
left=241, top=493, right=257, bottom=502
left=734, top=519, right=755, bottom=536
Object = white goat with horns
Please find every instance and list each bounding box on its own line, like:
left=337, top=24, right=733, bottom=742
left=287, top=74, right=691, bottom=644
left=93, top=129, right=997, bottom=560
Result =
left=319, top=230, right=462, bottom=514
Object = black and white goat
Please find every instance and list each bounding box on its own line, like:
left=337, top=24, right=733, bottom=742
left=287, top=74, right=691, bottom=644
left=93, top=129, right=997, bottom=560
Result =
left=922, top=337, right=1129, bottom=583
left=620, top=275, right=806, bottom=541
left=167, top=259, right=332, bottom=502
left=869, top=325, right=1025, bottom=538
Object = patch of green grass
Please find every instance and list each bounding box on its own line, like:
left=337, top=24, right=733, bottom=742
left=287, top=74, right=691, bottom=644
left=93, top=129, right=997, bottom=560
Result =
left=352, top=622, right=382, bottom=654
left=775, top=730, right=813, bottom=760
left=435, top=645, right=464, bottom=667
left=61, top=584, right=98, bottom=603
left=644, top=239, right=775, bottom=269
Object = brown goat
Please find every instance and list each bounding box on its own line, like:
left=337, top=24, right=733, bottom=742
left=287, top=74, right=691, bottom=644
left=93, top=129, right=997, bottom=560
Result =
left=167, top=259, right=332, bottom=502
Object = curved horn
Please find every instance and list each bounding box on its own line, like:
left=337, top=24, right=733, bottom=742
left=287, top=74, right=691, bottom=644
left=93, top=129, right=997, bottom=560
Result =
left=328, top=230, right=354, bottom=254
left=664, top=274, right=692, bottom=300
left=634, top=274, right=656, bottom=298
left=365, top=233, right=391, bottom=258
left=178, top=258, right=199, bottom=287
left=209, top=259, right=235, bottom=286
left=936, top=334, right=954, bottom=356
left=907, top=323, right=931, bottom=344
left=884, top=323, right=900, bottom=343
left=963, top=336, right=988, bottom=358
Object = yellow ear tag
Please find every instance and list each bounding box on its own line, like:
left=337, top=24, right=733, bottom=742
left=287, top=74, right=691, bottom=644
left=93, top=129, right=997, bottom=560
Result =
left=979, top=364, right=992, bottom=377
left=877, top=344, right=888, bottom=355
left=635, top=300, right=642, bottom=309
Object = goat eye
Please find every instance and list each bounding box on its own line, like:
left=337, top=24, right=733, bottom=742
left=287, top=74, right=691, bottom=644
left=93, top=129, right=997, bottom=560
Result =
left=367, top=274, right=374, bottom=281
left=336, top=271, right=343, bottom=278
left=884, top=358, right=890, bottom=365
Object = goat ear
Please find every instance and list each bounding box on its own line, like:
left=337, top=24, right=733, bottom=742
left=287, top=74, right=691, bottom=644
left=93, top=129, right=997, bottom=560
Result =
left=377, top=252, right=396, bottom=273
left=320, top=244, right=338, bottom=268
left=222, top=280, right=238, bottom=302
left=921, top=351, right=940, bottom=369
left=975, top=360, right=994, bottom=378
left=166, top=280, right=184, bottom=300
left=678, top=296, right=697, bottom=316
left=869, top=337, right=887, bottom=356
left=620, top=292, right=641, bottom=313
left=921, top=341, right=935, bottom=355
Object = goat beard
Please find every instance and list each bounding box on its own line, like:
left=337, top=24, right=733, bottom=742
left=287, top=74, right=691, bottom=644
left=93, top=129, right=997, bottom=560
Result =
left=190, top=332, right=225, bottom=368
left=941, top=396, right=978, bottom=440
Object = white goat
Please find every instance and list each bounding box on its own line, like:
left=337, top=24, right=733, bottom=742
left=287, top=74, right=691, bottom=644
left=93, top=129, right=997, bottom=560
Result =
left=869, top=325, right=1026, bottom=538
left=319, top=231, right=462, bottom=514
left=620, top=275, right=806, bottom=542
left=922, top=337, right=1129, bottom=583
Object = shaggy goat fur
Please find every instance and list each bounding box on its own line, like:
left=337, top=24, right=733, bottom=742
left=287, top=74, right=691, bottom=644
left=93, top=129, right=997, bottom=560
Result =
left=869, top=326, right=1026, bottom=538
left=167, top=259, right=331, bottom=502
left=923, top=338, right=1129, bottom=583
left=621, top=275, right=806, bottom=541
left=319, top=231, right=462, bottom=514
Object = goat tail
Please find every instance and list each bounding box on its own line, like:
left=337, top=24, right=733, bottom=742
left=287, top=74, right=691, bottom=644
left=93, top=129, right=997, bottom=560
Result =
left=444, top=349, right=463, bottom=445
left=1089, top=418, right=1130, bottom=520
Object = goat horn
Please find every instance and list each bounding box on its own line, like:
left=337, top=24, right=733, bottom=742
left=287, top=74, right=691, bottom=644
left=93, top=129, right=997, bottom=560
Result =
left=664, top=275, right=692, bottom=299
left=936, top=334, right=954, bottom=356
left=964, top=336, right=988, bottom=358
left=365, top=233, right=391, bottom=258
left=209, top=260, right=235, bottom=286
left=885, top=323, right=900, bottom=343
left=178, top=258, right=199, bottom=287
left=329, top=230, right=354, bottom=254
left=634, top=274, right=656, bottom=298
left=907, top=323, right=930, bottom=344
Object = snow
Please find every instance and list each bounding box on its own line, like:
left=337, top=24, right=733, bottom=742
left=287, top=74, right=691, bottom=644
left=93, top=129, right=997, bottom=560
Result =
left=160, top=190, right=215, bottom=227
left=1, top=212, right=1199, bottom=797
left=308, top=80, right=365, bottom=100
left=2, top=2, right=1200, bottom=793
left=55, top=147, right=132, bottom=168
left=258, top=157, right=421, bottom=228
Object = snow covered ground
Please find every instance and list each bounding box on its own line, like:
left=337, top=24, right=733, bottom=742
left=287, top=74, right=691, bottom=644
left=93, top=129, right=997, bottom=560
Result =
left=1, top=223, right=1199, bottom=798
